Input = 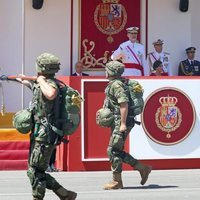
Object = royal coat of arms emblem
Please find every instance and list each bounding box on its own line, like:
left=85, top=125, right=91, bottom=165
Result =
left=94, top=0, right=127, bottom=43
left=155, top=96, right=182, bottom=138
left=142, top=87, right=195, bottom=145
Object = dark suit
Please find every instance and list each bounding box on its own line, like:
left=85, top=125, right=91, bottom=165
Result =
left=178, top=59, right=200, bottom=76
left=71, top=72, right=89, bottom=76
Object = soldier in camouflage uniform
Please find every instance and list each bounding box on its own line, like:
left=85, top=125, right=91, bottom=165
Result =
left=17, top=53, right=77, bottom=200
left=103, top=60, right=152, bottom=190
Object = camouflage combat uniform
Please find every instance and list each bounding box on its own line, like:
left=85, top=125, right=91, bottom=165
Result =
left=26, top=53, right=77, bottom=200
left=103, top=60, right=152, bottom=190
left=105, top=77, right=138, bottom=173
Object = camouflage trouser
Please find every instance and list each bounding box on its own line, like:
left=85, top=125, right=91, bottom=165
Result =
left=107, top=116, right=138, bottom=173
left=27, top=138, right=61, bottom=199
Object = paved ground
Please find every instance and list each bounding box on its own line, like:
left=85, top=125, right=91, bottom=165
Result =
left=0, top=169, right=200, bottom=200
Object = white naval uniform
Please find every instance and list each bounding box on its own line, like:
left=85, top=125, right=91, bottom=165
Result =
left=111, top=40, right=148, bottom=76
left=147, top=51, right=171, bottom=75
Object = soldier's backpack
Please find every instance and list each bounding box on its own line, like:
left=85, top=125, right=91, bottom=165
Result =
left=52, top=79, right=83, bottom=136
left=126, top=79, right=144, bottom=118
left=12, top=79, right=82, bottom=137
left=106, top=78, right=144, bottom=125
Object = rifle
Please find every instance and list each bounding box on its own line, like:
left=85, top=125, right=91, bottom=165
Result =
left=0, top=75, right=37, bottom=116
left=0, top=75, right=37, bottom=81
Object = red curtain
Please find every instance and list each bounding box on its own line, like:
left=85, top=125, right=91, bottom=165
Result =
left=80, top=0, right=140, bottom=70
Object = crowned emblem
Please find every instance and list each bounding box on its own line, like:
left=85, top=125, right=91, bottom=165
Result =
left=155, top=95, right=182, bottom=138
left=94, top=0, right=127, bottom=43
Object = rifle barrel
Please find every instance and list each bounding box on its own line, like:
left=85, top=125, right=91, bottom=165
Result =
left=7, top=75, right=37, bottom=81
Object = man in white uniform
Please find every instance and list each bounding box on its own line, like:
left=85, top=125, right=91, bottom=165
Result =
left=111, top=27, right=148, bottom=76
left=147, top=39, right=171, bottom=76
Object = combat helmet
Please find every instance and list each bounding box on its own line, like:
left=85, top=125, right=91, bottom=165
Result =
left=105, top=61, right=124, bottom=77
left=96, top=108, right=114, bottom=127
left=36, top=53, right=60, bottom=74
left=13, top=109, right=33, bottom=134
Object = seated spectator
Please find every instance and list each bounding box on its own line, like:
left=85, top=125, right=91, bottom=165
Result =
left=150, top=60, right=168, bottom=76
left=147, top=39, right=171, bottom=75
left=178, top=47, right=200, bottom=76
left=72, top=61, right=89, bottom=76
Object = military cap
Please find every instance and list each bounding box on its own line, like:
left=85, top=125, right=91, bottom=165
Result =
left=185, top=47, right=196, bottom=53
left=126, top=27, right=139, bottom=34
left=153, top=60, right=162, bottom=70
left=152, top=39, right=164, bottom=45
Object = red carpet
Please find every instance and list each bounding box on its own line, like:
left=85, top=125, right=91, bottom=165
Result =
left=0, top=128, right=29, bottom=170
left=0, top=141, right=29, bottom=170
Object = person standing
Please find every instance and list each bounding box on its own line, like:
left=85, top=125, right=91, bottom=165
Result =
left=17, top=53, right=77, bottom=200
left=147, top=39, right=171, bottom=75
left=102, top=60, right=152, bottom=190
left=111, top=27, right=148, bottom=76
left=178, top=47, right=200, bottom=76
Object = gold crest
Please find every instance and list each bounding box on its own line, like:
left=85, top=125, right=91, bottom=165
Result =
left=94, top=0, right=127, bottom=43
left=155, top=95, right=182, bottom=138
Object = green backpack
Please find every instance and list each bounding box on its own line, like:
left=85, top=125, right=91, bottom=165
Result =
left=126, top=79, right=144, bottom=118
left=106, top=78, right=144, bottom=125
left=52, top=80, right=83, bottom=136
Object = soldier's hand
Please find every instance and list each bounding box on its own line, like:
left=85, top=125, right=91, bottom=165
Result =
left=16, top=74, right=25, bottom=82
left=37, top=75, right=46, bottom=83
left=120, top=124, right=127, bottom=133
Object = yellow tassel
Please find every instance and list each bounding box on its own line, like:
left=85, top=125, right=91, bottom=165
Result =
left=71, top=94, right=83, bottom=109
left=134, top=84, right=143, bottom=93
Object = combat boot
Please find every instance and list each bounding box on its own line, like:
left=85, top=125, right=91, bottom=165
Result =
left=53, top=186, right=77, bottom=200
left=134, top=162, right=152, bottom=185
left=103, top=172, right=123, bottom=190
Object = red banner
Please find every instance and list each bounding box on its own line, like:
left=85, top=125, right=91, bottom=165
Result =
left=80, top=0, right=140, bottom=70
